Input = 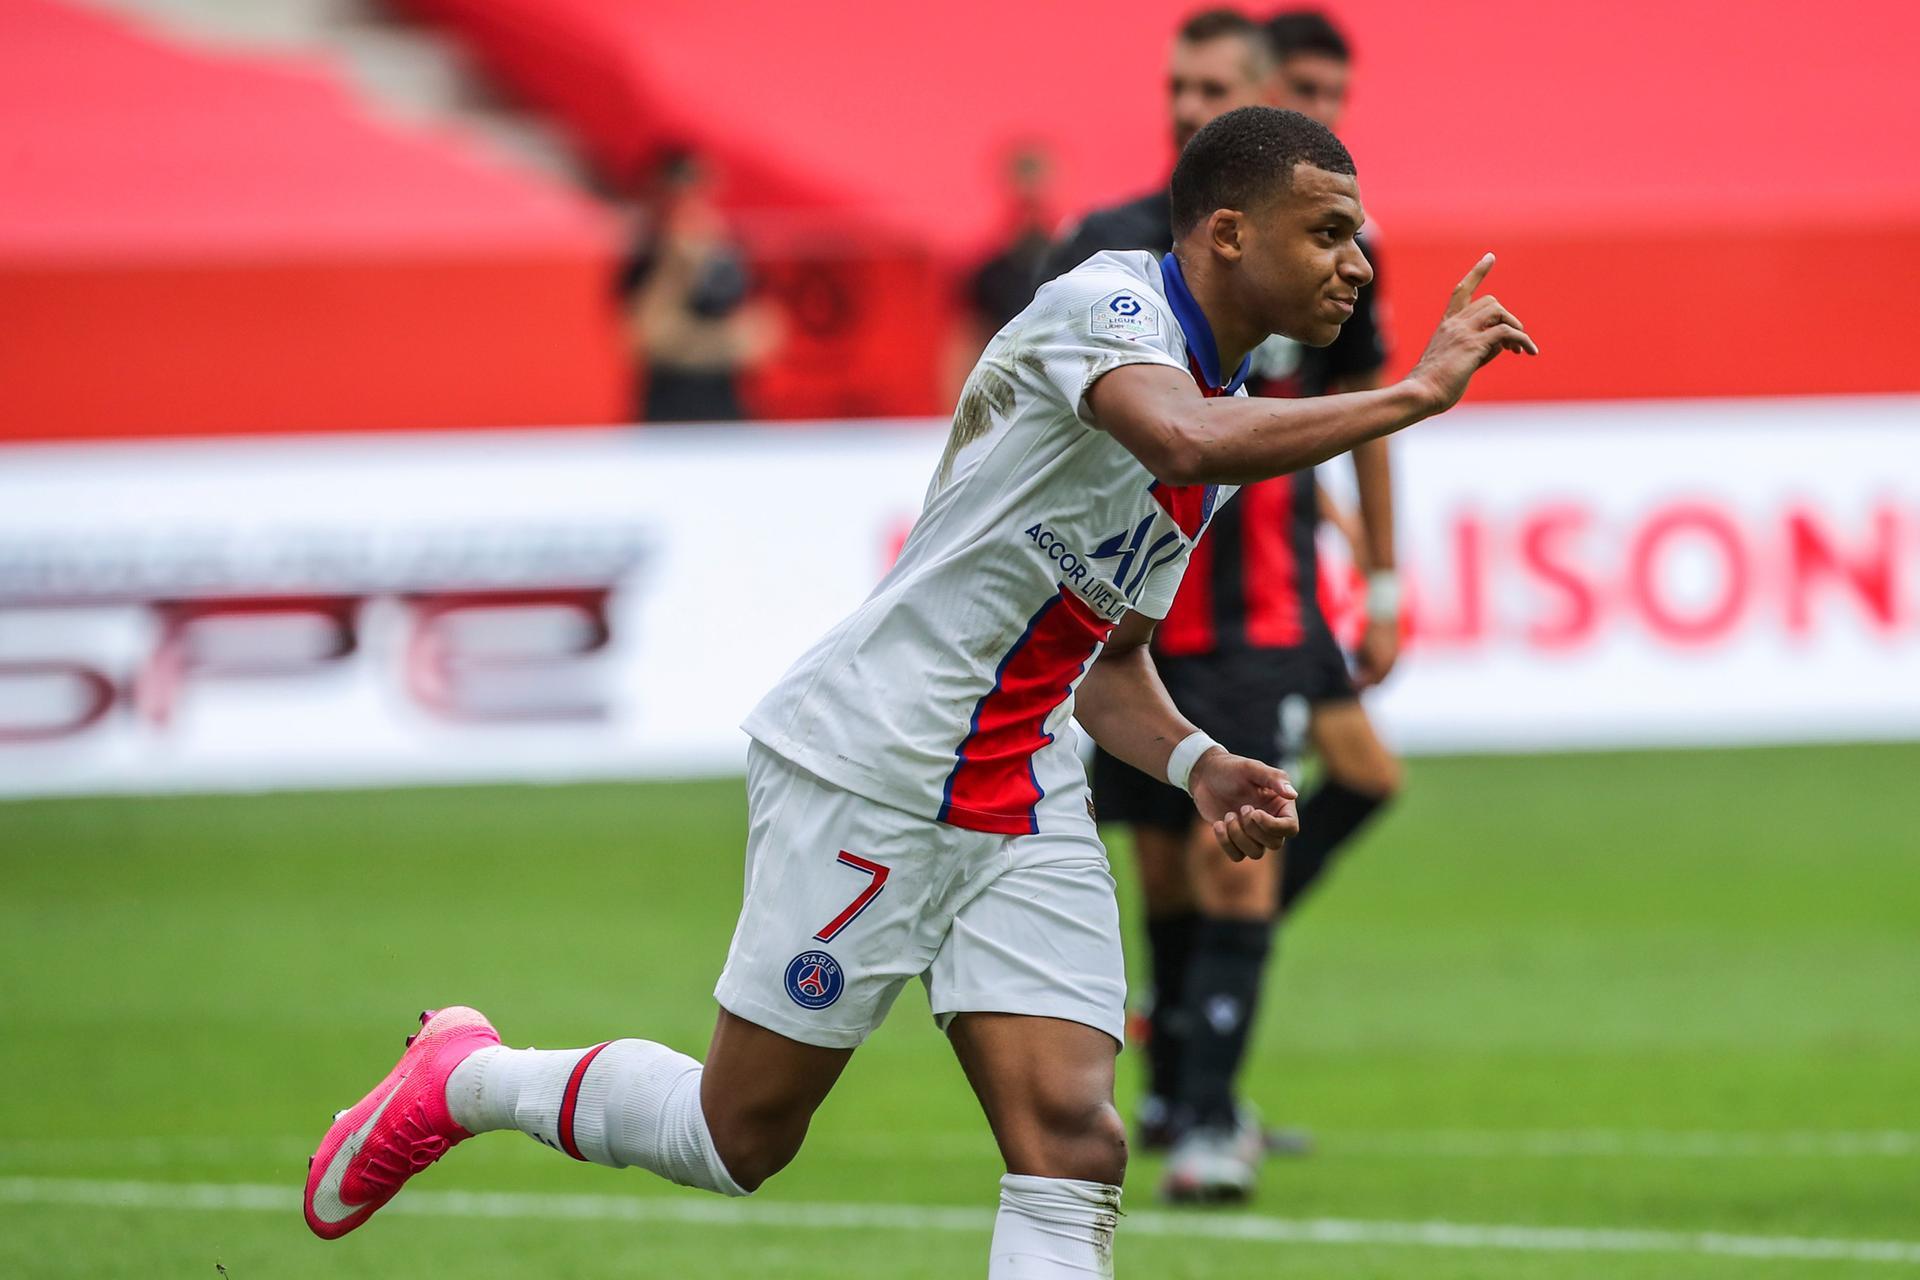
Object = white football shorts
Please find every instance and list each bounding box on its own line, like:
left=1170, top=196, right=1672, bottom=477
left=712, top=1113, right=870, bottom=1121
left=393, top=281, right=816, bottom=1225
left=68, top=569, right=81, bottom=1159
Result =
left=714, top=741, right=1127, bottom=1050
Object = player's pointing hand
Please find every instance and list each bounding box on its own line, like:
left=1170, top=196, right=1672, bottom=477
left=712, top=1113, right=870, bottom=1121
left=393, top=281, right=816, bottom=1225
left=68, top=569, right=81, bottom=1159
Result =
left=1189, top=751, right=1299, bottom=861
left=1407, top=253, right=1539, bottom=416
left=1446, top=252, right=1498, bottom=316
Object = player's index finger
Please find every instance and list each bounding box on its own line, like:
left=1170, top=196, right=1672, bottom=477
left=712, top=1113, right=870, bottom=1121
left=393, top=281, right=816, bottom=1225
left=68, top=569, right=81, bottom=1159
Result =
left=1448, top=253, right=1496, bottom=313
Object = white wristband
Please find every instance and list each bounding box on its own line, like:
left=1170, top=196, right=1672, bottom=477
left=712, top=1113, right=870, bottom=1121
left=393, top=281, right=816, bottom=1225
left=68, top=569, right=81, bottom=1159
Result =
left=1165, top=731, right=1220, bottom=795
left=1366, top=570, right=1402, bottom=623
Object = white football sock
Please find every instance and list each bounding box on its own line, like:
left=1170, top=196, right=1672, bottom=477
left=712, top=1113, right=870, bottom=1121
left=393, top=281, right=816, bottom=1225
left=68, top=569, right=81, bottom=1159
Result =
left=447, top=1040, right=746, bottom=1196
left=989, top=1174, right=1122, bottom=1278
left=446, top=1042, right=553, bottom=1135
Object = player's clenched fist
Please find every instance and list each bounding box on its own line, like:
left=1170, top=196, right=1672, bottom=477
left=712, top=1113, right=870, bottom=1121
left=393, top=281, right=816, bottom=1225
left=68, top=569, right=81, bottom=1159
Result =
left=1405, top=253, right=1539, bottom=415
left=1189, top=750, right=1300, bottom=861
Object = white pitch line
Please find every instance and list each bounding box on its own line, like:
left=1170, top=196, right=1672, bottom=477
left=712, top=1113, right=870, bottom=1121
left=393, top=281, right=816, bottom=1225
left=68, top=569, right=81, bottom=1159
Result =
left=830, top=1128, right=1920, bottom=1161
left=7, top=1128, right=1912, bottom=1159
left=3, top=1177, right=1919, bottom=1266
left=0, top=1137, right=317, bottom=1166
left=1334, top=1130, right=1920, bottom=1159
left=5, top=1129, right=1915, bottom=1169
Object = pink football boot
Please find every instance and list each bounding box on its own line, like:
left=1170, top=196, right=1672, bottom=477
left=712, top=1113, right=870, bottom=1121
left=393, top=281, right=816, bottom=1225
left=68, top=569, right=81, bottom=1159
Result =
left=304, top=1006, right=500, bottom=1239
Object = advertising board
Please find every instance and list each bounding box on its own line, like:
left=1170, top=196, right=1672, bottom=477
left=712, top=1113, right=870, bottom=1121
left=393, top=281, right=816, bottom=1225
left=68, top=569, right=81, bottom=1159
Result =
left=2, top=396, right=1914, bottom=795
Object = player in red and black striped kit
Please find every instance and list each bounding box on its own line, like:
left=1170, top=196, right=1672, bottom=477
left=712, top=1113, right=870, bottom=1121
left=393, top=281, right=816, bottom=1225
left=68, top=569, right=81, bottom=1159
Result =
left=1044, top=9, right=1407, bottom=1202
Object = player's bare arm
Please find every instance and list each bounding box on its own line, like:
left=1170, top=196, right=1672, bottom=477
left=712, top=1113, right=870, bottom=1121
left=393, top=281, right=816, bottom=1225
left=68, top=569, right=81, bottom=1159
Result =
left=1346, top=432, right=1402, bottom=686
left=1316, top=480, right=1369, bottom=573
left=1321, top=367, right=1402, bottom=685
left=1338, top=404, right=1394, bottom=576
left=1090, top=254, right=1535, bottom=487
left=1320, top=477, right=1367, bottom=568
left=1075, top=610, right=1300, bottom=861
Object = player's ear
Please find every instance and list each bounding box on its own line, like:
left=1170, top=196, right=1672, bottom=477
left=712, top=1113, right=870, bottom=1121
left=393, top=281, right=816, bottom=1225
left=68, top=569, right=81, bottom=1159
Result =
left=1207, top=209, right=1244, bottom=262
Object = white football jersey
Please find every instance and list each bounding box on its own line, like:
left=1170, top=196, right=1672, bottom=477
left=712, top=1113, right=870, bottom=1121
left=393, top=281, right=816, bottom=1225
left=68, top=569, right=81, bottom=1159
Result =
left=744, top=250, right=1248, bottom=835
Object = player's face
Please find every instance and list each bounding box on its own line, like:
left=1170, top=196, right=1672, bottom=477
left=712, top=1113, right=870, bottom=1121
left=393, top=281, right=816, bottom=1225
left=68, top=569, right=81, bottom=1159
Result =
left=1237, top=165, right=1372, bottom=347
left=1272, top=54, right=1350, bottom=130
left=1168, top=37, right=1272, bottom=153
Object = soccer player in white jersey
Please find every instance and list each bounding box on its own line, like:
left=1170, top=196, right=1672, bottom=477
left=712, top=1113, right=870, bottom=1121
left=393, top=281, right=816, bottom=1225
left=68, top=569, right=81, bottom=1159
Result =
left=304, top=107, right=1535, bottom=1276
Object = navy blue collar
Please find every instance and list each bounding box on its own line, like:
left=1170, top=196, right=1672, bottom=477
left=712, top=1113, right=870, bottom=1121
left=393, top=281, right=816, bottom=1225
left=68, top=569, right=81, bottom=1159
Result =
left=1160, top=252, right=1251, bottom=394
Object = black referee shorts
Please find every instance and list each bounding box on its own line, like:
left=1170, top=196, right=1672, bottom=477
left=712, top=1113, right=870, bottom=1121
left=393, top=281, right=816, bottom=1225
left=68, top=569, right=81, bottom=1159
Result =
left=1091, top=630, right=1356, bottom=833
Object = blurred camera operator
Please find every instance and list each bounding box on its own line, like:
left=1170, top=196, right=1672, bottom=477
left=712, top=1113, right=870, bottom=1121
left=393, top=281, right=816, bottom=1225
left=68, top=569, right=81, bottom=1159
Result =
left=619, top=148, right=783, bottom=423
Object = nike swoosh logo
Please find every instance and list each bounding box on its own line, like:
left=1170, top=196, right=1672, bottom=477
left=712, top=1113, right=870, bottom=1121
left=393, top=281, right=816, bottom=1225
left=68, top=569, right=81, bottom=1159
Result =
left=309, top=1079, right=404, bottom=1225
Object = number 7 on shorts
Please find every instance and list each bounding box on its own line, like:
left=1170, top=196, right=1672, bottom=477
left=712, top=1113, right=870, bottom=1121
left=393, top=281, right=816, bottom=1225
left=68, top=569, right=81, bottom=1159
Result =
left=814, top=852, right=889, bottom=942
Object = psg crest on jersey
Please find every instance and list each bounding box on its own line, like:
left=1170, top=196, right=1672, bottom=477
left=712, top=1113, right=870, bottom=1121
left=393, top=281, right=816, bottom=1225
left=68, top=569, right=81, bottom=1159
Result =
left=784, top=951, right=844, bottom=1010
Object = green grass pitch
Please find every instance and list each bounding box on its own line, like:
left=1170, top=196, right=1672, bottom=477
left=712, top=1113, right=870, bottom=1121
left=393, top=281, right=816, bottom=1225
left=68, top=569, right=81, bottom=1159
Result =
left=3, top=743, right=1918, bottom=1278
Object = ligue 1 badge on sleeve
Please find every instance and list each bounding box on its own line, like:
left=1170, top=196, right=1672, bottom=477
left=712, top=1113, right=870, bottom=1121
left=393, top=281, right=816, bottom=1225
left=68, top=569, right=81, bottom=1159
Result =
left=1091, top=290, right=1158, bottom=341
left=784, top=951, right=845, bottom=1010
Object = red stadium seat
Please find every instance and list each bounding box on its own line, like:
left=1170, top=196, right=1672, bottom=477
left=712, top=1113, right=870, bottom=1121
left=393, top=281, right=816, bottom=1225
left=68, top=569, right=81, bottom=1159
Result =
left=0, top=0, right=628, bottom=442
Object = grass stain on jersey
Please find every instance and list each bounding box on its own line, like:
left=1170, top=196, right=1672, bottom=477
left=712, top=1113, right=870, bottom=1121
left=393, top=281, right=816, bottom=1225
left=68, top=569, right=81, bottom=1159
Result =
left=937, top=366, right=1016, bottom=488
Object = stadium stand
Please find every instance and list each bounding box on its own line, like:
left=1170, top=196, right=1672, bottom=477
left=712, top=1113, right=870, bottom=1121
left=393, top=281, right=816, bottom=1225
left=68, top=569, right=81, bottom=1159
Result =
left=6, top=0, right=1915, bottom=435
left=399, top=0, right=1920, bottom=409
left=76, top=0, right=590, bottom=184
left=0, top=0, right=626, bottom=442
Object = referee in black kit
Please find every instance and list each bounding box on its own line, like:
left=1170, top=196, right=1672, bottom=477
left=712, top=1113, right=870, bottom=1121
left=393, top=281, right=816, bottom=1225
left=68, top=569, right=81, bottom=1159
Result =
left=1038, top=9, right=1405, bottom=1204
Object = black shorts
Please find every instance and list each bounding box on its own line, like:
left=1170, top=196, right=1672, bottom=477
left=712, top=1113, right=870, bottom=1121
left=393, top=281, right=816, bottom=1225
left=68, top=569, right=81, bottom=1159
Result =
left=1091, top=630, right=1357, bottom=832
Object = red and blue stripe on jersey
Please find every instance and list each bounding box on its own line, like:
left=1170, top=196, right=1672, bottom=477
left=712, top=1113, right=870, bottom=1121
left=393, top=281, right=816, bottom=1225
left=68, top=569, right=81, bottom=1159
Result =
left=1150, top=460, right=1218, bottom=538
left=1146, top=249, right=1242, bottom=578
left=1159, top=251, right=1251, bottom=399
left=939, top=586, right=1116, bottom=835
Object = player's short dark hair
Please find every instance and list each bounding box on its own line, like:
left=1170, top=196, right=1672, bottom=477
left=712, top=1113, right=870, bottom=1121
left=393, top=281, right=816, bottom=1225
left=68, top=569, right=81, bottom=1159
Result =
left=1178, top=8, right=1264, bottom=48
left=1266, top=9, right=1351, bottom=62
left=1170, top=106, right=1355, bottom=234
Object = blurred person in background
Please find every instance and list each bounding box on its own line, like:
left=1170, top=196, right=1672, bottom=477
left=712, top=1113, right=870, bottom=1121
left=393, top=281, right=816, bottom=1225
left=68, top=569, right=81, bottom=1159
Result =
left=619, top=147, right=784, bottom=423
left=944, top=142, right=1062, bottom=402
left=1035, top=9, right=1276, bottom=286
left=1042, top=7, right=1405, bottom=1204
left=971, top=142, right=1062, bottom=339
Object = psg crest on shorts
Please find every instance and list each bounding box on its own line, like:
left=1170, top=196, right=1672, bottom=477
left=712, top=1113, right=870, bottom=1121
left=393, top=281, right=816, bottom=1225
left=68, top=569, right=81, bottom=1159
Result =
left=784, top=951, right=844, bottom=1010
